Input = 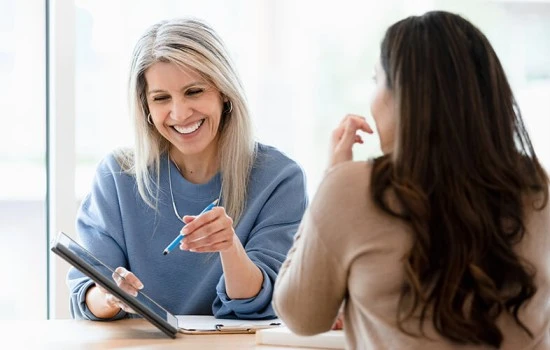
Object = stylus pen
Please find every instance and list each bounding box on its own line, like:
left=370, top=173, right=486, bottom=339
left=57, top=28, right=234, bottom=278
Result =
left=162, top=199, right=219, bottom=255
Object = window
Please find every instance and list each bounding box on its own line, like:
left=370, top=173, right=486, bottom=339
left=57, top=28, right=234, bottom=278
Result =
left=0, top=0, right=47, bottom=319
left=2, top=0, right=547, bottom=319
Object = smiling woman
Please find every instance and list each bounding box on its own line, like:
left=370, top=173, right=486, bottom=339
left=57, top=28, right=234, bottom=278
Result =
left=67, top=17, right=308, bottom=322
left=145, top=62, right=225, bottom=184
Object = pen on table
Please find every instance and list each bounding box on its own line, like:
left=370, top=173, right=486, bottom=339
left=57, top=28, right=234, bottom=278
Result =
left=162, top=199, right=219, bottom=256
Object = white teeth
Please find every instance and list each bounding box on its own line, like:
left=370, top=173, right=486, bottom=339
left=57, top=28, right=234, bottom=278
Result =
left=173, top=119, right=204, bottom=134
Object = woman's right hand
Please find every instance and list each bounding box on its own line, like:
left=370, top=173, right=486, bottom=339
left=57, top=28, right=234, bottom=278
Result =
left=86, top=267, right=144, bottom=317
left=329, top=114, right=373, bottom=169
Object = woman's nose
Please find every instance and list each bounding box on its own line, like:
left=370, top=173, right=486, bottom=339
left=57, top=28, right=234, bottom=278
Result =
left=170, top=99, right=193, bottom=121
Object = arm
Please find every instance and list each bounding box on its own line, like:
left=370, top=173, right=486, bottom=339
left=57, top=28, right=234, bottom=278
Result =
left=273, top=207, right=348, bottom=335
left=67, top=156, right=130, bottom=320
left=190, top=161, right=307, bottom=319
left=219, top=235, right=264, bottom=299
left=180, top=206, right=265, bottom=300
left=274, top=115, right=370, bottom=333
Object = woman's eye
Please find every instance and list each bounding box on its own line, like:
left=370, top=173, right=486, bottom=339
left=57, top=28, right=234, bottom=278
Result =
left=152, top=95, right=169, bottom=101
left=187, top=88, right=203, bottom=96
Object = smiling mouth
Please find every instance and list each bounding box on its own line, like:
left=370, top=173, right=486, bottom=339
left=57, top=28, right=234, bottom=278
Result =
left=172, top=119, right=205, bottom=135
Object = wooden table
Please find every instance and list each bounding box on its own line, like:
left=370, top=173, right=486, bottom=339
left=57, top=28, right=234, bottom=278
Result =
left=0, top=318, right=327, bottom=349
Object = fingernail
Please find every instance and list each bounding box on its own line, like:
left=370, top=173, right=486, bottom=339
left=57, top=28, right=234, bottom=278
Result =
left=138, top=283, right=144, bottom=289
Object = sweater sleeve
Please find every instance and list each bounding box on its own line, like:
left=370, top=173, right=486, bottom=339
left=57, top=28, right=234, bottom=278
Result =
left=272, top=209, right=347, bottom=334
left=213, top=161, right=308, bottom=319
left=273, top=165, right=352, bottom=335
left=67, top=156, right=129, bottom=321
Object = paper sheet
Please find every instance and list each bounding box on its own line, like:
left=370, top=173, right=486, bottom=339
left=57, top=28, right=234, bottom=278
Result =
left=176, top=315, right=283, bottom=332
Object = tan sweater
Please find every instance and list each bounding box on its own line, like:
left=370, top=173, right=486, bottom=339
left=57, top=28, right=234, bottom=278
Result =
left=273, top=161, right=550, bottom=350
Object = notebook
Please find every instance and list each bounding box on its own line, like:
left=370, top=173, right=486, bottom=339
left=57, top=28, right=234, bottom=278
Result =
left=256, top=327, right=345, bottom=349
left=51, top=231, right=282, bottom=338
left=176, top=315, right=282, bottom=334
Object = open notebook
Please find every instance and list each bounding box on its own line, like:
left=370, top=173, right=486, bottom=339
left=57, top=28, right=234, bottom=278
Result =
left=176, top=315, right=282, bottom=334
left=51, top=231, right=282, bottom=338
left=256, top=327, right=345, bottom=349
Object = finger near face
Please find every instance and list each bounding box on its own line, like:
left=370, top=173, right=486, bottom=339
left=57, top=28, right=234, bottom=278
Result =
left=347, top=115, right=372, bottom=133
left=338, top=115, right=373, bottom=138
left=341, top=114, right=365, bottom=124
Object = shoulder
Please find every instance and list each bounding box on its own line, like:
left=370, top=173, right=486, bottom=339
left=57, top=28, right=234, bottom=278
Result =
left=308, top=160, right=375, bottom=226
left=252, top=143, right=306, bottom=179
left=82, top=150, right=139, bottom=209
left=306, top=160, right=407, bottom=255
left=94, top=148, right=133, bottom=174
left=254, top=143, right=301, bottom=167
left=91, top=148, right=135, bottom=188
left=325, top=160, right=373, bottom=180
left=320, top=160, right=373, bottom=198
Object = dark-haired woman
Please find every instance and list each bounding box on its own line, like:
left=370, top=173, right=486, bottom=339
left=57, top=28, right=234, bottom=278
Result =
left=274, top=11, right=550, bottom=349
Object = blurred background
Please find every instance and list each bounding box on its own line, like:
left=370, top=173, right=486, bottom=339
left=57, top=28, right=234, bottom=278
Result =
left=1, top=0, right=549, bottom=319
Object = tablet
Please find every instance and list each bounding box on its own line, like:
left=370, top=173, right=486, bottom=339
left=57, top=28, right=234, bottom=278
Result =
left=51, top=231, right=179, bottom=339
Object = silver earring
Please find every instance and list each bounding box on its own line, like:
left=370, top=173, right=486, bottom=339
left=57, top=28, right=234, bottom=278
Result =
left=147, top=113, right=153, bottom=125
left=224, top=100, right=233, bottom=114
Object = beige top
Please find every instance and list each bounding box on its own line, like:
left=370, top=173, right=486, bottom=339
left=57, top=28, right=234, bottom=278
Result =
left=273, top=161, right=550, bottom=350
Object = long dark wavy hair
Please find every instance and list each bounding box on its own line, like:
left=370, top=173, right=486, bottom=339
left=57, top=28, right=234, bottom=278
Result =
left=371, top=11, right=549, bottom=347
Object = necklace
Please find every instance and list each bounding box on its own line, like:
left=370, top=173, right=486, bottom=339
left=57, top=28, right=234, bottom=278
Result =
left=167, top=155, right=221, bottom=223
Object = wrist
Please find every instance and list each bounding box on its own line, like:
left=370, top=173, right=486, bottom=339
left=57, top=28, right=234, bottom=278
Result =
left=220, top=233, right=240, bottom=255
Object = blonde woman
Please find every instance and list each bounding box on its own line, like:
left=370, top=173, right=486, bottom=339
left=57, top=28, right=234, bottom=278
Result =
left=68, top=18, right=307, bottom=320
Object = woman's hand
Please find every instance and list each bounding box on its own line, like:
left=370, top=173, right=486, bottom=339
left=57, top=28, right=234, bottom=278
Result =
left=180, top=206, right=236, bottom=253
left=92, top=267, right=144, bottom=315
left=332, top=311, right=344, bottom=330
left=329, top=114, right=374, bottom=169
left=180, top=206, right=262, bottom=299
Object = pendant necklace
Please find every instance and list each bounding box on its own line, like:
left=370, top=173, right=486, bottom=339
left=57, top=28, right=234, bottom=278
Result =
left=167, top=155, right=222, bottom=223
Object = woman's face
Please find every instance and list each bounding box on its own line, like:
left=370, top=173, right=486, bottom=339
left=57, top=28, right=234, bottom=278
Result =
left=145, top=62, right=224, bottom=159
left=370, top=60, right=397, bottom=154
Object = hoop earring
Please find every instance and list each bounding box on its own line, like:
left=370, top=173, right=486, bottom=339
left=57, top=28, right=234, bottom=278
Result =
left=147, top=113, right=153, bottom=125
left=224, top=100, right=233, bottom=115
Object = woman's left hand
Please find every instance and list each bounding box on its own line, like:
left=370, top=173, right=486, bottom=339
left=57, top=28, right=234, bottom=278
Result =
left=179, top=206, right=236, bottom=253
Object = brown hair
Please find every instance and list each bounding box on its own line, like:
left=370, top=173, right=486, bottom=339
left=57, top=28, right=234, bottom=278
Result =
left=371, top=11, right=549, bottom=347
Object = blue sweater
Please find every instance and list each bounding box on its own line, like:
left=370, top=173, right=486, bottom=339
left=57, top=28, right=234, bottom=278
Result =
left=67, top=143, right=308, bottom=320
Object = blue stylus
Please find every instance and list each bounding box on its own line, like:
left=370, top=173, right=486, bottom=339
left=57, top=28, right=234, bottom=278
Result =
left=162, top=199, right=218, bottom=255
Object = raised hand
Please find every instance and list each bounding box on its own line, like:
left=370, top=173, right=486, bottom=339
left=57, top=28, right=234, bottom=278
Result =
left=329, top=114, right=373, bottom=169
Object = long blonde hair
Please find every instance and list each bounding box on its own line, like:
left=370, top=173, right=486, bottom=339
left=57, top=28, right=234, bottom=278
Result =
left=117, top=18, right=255, bottom=224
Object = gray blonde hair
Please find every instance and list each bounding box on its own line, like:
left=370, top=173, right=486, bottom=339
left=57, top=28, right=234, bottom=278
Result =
left=117, top=18, right=255, bottom=224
